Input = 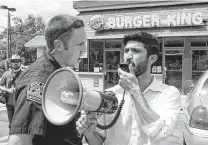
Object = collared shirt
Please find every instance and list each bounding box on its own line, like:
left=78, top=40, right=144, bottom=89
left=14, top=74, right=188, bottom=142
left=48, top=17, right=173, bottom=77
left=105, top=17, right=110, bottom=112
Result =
left=0, top=70, right=21, bottom=105
left=97, top=76, right=181, bottom=145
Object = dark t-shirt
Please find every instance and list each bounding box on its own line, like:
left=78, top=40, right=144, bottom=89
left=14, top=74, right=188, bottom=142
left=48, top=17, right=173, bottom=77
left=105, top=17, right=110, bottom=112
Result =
left=10, top=52, right=82, bottom=145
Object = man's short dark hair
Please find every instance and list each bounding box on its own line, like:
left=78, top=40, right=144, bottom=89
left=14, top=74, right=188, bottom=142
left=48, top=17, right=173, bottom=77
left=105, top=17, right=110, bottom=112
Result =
left=122, top=31, right=160, bottom=56
left=44, top=14, right=84, bottom=52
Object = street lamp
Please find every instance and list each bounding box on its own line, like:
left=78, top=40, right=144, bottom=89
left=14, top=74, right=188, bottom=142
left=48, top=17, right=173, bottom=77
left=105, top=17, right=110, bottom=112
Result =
left=0, top=5, right=16, bottom=70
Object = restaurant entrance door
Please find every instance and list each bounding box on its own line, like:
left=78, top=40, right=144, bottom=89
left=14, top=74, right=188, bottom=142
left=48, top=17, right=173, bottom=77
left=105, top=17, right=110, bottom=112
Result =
left=104, top=50, right=121, bottom=89
left=164, top=49, right=183, bottom=92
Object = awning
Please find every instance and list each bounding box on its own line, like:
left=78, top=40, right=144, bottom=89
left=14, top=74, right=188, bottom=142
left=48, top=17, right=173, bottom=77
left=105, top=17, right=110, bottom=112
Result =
left=25, top=35, right=46, bottom=48
left=86, top=28, right=208, bottom=39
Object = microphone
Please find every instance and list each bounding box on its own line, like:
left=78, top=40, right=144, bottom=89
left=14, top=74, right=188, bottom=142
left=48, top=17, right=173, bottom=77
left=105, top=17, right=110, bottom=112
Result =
left=119, top=58, right=134, bottom=73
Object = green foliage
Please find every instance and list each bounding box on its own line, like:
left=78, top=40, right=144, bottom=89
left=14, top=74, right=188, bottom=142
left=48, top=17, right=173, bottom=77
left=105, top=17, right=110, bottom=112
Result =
left=0, top=15, right=45, bottom=64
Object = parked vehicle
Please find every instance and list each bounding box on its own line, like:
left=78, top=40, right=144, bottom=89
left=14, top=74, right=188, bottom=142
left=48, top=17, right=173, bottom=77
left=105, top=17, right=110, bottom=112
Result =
left=182, top=70, right=208, bottom=145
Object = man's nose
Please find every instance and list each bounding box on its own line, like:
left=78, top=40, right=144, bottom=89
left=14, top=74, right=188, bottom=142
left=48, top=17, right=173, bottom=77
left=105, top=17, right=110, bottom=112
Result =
left=80, top=45, right=87, bottom=56
left=125, top=53, right=133, bottom=62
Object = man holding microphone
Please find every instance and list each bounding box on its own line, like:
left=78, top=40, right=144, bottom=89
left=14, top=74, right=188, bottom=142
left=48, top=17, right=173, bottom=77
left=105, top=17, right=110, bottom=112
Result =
left=77, top=31, right=181, bottom=145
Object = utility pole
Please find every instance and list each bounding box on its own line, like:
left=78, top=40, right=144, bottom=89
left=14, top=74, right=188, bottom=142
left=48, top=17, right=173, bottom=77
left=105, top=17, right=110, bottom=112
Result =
left=0, top=5, right=16, bottom=70
left=7, top=10, right=11, bottom=60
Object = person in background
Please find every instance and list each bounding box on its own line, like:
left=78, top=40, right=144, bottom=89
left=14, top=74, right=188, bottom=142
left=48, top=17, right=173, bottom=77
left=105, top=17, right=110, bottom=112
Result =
left=0, top=54, right=23, bottom=129
left=8, top=14, right=87, bottom=145
left=77, top=31, right=181, bottom=145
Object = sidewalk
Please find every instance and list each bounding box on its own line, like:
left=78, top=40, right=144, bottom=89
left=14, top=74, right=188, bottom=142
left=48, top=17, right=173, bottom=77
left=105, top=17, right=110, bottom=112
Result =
left=0, top=135, right=8, bottom=145
left=0, top=103, right=8, bottom=145
left=0, top=103, right=6, bottom=112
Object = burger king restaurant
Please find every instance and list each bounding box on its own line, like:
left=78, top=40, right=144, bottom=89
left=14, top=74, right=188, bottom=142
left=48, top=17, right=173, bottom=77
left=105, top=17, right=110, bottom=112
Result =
left=73, top=1, right=208, bottom=93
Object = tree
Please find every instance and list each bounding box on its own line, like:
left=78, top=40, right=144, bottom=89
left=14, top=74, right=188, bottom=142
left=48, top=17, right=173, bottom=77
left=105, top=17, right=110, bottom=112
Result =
left=0, top=15, right=45, bottom=64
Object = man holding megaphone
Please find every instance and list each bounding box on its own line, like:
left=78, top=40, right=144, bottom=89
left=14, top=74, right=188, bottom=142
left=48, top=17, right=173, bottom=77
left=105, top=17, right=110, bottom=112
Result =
left=74, top=32, right=181, bottom=145
left=8, top=14, right=87, bottom=145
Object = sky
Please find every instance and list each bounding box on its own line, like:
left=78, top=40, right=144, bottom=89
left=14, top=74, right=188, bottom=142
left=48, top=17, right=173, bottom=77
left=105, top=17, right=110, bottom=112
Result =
left=0, top=0, right=79, bottom=32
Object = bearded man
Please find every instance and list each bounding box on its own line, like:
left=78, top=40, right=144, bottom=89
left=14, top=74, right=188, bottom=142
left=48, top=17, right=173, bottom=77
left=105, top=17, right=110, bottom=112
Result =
left=77, top=31, right=181, bottom=145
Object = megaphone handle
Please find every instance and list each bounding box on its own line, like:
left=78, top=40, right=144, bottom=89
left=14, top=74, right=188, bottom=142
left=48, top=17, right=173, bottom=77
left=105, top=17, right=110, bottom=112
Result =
left=77, top=111, right=93, bottom=136
left=97, top=91, right=125, bottom=130
left=78, top=91, right=125, bottom=133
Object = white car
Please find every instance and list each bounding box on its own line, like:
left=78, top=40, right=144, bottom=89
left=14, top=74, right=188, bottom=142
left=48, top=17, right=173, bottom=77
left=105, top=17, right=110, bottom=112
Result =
left=183, top=71, right=208, bottom=145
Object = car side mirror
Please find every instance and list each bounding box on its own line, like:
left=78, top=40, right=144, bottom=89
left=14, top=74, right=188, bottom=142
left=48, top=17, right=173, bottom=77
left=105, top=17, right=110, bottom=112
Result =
left=181, top=80, right=194, bottom=110
left=183, top=80, right=194, bottom=95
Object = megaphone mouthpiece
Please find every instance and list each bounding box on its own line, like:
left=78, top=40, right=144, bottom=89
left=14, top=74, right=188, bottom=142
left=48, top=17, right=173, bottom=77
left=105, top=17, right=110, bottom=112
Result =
left=60, top=89, right=118, bottom=114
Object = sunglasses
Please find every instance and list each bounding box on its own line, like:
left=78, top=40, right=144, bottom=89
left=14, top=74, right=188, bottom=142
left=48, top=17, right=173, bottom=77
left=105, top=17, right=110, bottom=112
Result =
left=55, top=20, right=84, bottom=40
left=11, top=59, right=21, bottom=63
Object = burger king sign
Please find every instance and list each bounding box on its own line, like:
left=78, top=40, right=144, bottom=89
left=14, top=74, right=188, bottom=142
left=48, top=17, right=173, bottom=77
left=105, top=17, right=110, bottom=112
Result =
left=89, top=15, right=104, bottom=30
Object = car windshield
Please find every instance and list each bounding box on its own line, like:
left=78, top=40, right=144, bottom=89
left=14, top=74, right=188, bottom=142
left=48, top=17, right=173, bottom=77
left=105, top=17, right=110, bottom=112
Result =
left=199, top=79, right=208, bottom=106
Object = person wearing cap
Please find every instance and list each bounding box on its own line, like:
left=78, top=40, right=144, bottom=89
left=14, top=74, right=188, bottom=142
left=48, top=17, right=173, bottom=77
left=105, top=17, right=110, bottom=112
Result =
left=77, top=32, right=181, bottom=145
left=8, top=14, right=86, bottom=145
left=0, top=54, right=23, bottom=129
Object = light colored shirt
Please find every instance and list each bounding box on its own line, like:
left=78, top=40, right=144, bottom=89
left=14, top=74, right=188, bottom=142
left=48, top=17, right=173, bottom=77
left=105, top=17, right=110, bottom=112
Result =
left=97, top=77, right=181, bottom=145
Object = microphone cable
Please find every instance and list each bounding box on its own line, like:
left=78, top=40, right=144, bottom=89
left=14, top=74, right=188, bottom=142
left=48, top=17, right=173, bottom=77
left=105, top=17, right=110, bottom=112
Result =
left=97, top=90, right=125, bottom=130
left=97, top=62, right=130, bottom=130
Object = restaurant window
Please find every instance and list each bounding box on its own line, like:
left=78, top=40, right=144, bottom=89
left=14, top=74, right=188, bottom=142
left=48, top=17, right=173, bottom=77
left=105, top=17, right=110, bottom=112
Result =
left=78, top=41, right=88, bottom=72
left=105, top=39, right=122, bottom=49
left=104, top=39, right=122, bottom=89
left=89, top=39, right=104, bottom=72
left=151, top=38, right=162, bottom=74
left=79, top=58, right=88, bottom=72
left=191, top=37, right=208, bottom=83
left=165, top=50, right=183, bottom=71
left=192, top=50, right=208, bottom=83
left=165, top=49, right=183, bottom=92
left=105, top=39, right=122, bottom=73
left=164, top=37, right=184, bottom=47
left=191, top=37, right=207, bottom=47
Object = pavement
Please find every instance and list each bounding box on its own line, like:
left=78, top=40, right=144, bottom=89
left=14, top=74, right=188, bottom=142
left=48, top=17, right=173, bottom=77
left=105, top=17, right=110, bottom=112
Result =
left=0, top=103, right=6, bottom=111
left=0, top=103, right=8, bottom=145
left=0, top=136, right=8, bottom=145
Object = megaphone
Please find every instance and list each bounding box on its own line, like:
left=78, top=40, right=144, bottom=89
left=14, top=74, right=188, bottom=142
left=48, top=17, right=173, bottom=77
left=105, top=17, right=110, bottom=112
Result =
left=42, top=67, right=122, bottom=128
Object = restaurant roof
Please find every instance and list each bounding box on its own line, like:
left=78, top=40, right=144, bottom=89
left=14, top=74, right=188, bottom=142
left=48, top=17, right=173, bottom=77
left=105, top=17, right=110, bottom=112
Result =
left=25, top=35, right=46, bottom=48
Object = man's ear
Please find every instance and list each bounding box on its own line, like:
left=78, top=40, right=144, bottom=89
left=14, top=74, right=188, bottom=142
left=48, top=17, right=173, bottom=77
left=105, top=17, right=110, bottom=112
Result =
left=54, top=40, right=64, bottom=52
left=149, top=54, right=158, bottom=64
